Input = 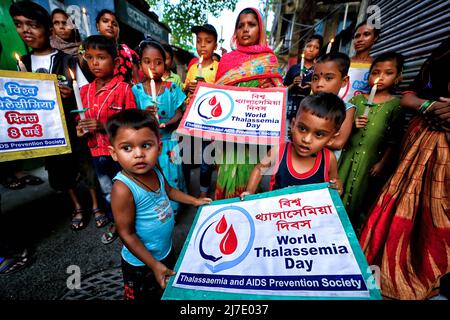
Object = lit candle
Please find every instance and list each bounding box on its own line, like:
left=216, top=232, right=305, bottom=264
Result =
left=326, top=38, right=334, bottom=54
left=68, top=68, right=86, bottom=121
left=197, top=55, right=204, bottom=78
left=364, top=77, right=380, bottom=116
left=148, top=68, right=159, bottom=121
left=14, top=52, right=27, bottom=72
left=82, top=8, right=91, bottom=37
left=298, top=53, right=305, bottom=87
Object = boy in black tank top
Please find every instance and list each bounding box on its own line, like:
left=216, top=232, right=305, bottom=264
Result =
left=241, top=93, right=346, bottom=199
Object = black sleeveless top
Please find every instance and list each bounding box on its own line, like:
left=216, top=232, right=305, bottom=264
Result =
left=270, top=143, right=330, bottom=190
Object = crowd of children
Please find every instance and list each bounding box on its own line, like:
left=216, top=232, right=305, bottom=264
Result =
left=1, top=1, right=448, bottom=301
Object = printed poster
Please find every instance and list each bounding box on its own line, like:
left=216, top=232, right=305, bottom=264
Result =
left=163, top=183, right=381, bottom=300
left=339, top=62, right=371, bottom=102
left=0, top=70, right=71, bottom=162
left=177, top=83, right=287, bottom=145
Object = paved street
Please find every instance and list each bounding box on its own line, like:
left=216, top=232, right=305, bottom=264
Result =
left=0, top=165, right=206, bottom=300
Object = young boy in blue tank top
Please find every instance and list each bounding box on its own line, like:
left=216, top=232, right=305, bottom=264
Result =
left=241, top=93, right=346, bottom=199
left=106, top=109, right=211, bottom=300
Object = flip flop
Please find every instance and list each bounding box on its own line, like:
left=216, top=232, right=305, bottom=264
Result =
left=2, top=176, right=26, bottom=190
left=0, top=250, right=32, bottom=275
left=101, top=230, right=118, bottom=245
left=93, top=208, right=109, bottom=228
left=71, top=208, right=85, bottom=230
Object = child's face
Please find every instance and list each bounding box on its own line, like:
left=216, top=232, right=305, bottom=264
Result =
left=303, top=39, right=320, bottom=61
left=196, top=31, right=217, bottom=60
left=96, top=13, right=119, bottom=42
left=13, top=15, right=49, bottom=50
left=236, top=13, right=259, bottom=47
left=291, top=110, right=337, bottom=157
left=164, top=51, right=173, bottom=70
left=84, top=48, right=116, bottom=79
left=353, top=24, right=377, bottom=53
left=311, top=61, right=349, bottom=95
left=109, top=127, right=161, bottom=176
left=52, top=13, right=73, bottom=41
left=369, top=60, right=400, bottom=92
left=141, top=47, right=165, bottom=80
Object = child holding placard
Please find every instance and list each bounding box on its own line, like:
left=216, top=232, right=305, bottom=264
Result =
left=338, top=52, right=405, bottom=227
left=241, top=93, right=346, bottom=199
left=106, top=109, right=211, bottom=300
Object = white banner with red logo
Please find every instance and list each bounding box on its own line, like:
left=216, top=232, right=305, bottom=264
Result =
left=177, top=83, right=287, bottom=145
left=163, top=183, right=381, bottom=300
left=339, top=62, right=371, bottom=102
left=0, top=71, right=71, bottom=162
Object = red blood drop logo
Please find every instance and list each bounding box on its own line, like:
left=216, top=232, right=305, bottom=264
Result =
left=209, top=96, right=217, bottom=105
left=211, top=102, right=222, bottom=117
left=219, top=224, right=238, bottom=255
left=215, top=215, right=227, bottom=234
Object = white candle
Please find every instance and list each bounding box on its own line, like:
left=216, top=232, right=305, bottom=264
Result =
left=364, top=77, right=379, bottom=116
left=298, top=53, right=305, bottom=87
left=197, top=55, right=204, bottom=78
left=326, top=38, right=334, bottom=54
left=148, top=68, right=159, bottom=121
left=14, top=52, right=27, bottom=72
left=82, top=8, right=91, bottom=37
left=68, top=68, right=85, bottom=120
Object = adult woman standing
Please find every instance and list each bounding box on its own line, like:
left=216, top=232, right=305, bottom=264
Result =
left=359, top=37, right=450, bottom=300
left=340, top=20, right=380, bottom=102
left=95, top=9, right=139, bottom=84
left=214, top=7, right=283, bottom=200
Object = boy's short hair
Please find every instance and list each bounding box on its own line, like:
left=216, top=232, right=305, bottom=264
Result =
left=297, top=93, right=346, bottom=130
left=83, top=35, right=118, bottom=59
left=191, top=24, right=218, bottom=42
left=106, top=109, right=160, bottom=143
left=306, top=34, right=324, bottom=49
left=213, top=52, right=221, bottom=61
left=9, top=1, right=51, bottom=33
left=370, top=51, right=404, bottom=74
left=316, top=52, right=351, bottom=77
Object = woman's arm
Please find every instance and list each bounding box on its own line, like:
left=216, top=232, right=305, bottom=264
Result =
left=328, top=107, right=356, bottom=150
left=111, top=180, right=175, bottom=289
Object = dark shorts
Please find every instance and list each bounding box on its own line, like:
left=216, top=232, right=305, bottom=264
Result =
left=121, top=248, right=176, bottom=300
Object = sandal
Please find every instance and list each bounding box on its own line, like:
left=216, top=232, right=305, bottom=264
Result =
left=2, top=176, right=26, bottom=190
left=19, top=175, right=44, bottom=185
left=93, top=208, right=109, bottom=228
left=0, top=249, right=32, bottom=275
left=71, top=208, right=85, bottom=230
left=101, top=225, right=118, bottom=245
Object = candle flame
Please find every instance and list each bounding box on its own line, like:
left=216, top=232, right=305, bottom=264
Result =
left=374, top=77, right=380, bottom=85
left=148, top=67, right=154, bottom=80
left=68, top=68, right=75, bottom=80
left=14, top=52, right=21, bottom=61
left=330, top=38, right=334, bottom=44
left=301, top=53, right=304, bottom=58
left=199, top=55, right=204, bottom=64
left=82, top=7, right=87, bottom=14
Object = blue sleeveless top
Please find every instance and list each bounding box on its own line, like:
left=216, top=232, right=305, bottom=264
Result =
left=113, top=168, right=174, bottom=266
left=270, top=143, right=330, bottom=190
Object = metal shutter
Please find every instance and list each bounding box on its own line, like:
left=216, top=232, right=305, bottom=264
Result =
left=370, top=0, right=450, bottom=90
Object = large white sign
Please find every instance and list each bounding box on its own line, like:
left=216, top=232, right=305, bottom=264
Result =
left=177, top=83, right=287, bottom=145
left=0, top=71, right=71, bottom=161
left=164, top=184, right=380, bottom=300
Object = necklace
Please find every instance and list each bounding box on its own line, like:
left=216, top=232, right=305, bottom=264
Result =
left=144, top=80, right=165, bottom=104
left=122, top=169, right=160, bottom=194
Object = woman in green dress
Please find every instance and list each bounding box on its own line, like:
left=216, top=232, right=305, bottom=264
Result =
left=338, top=52, right=405, bottom=227
left=213, top=7, right=283, bottom=200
